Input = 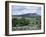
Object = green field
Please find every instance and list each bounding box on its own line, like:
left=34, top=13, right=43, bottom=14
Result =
left=12, top=16, right=41, bottom=31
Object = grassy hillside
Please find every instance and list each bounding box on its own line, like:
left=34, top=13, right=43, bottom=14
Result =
left=12, top=16, right=41, bottom=31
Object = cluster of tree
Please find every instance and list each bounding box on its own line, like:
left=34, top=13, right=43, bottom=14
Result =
left=12, top=17, right=41, bottom=27
left=12, top=18, right=30, bottom=27
left=36, top=17, right=41, bottom=24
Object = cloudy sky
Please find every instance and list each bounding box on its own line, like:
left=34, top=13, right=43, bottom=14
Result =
left=12, top=5, right=41, bottom=15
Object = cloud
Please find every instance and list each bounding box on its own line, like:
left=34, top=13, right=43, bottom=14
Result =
left=12, top=5, right=41, bottom=15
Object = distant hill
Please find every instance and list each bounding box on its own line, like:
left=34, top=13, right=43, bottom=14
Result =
left=12, top=13, right=41, bottom=18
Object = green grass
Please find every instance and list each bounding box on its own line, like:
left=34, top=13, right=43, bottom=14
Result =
left=12, top=17, right=41, bottom=27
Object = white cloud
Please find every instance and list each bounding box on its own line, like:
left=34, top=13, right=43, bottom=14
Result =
left=12, top=6, right=41, bottom=15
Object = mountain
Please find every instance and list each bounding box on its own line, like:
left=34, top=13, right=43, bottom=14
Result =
left=12, top=13, right=41, bottom=18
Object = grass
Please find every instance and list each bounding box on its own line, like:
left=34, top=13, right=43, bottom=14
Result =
left=12, top=17, right=41, bottom=31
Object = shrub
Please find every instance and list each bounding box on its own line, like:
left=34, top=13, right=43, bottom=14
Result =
left=12, top=18, right=30, bottom=27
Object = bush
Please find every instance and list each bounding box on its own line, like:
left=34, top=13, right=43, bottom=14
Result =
left=12, top=18, right=30, bottom=27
